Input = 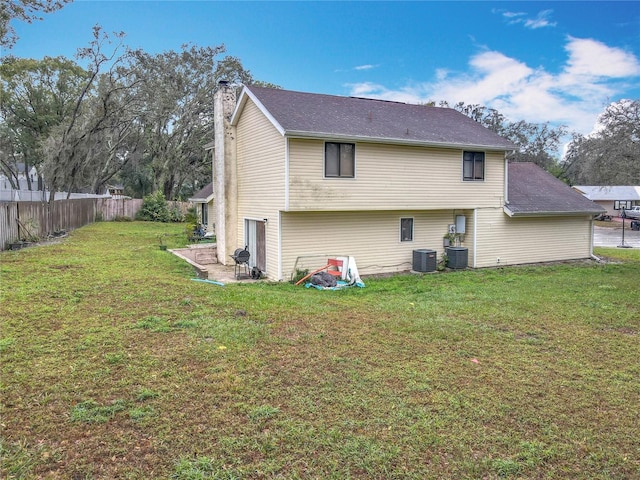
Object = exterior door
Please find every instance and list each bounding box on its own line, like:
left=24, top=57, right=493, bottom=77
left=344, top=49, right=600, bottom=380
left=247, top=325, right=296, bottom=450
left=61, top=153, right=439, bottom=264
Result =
left=245, top=219, right=266, bottom=272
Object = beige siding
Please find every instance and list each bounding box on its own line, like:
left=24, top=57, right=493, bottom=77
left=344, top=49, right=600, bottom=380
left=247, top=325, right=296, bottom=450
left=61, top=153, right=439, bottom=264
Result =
left=235, top=99, right=286, bottom=277
left=233, top=99, right=592, bottom=281
left=280, top=210, right=469, bottom=280
left=474, top=208, right=594, bottom=267
left=288, top=139, right=505, bottom=211
left=206, top=201, right=216, bottom=234
left=595, top=200, right=620, bottom=218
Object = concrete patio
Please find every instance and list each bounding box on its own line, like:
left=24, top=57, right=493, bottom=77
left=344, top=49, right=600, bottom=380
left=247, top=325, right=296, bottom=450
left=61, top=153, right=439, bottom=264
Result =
left=168, top=244, right=258, bottom=284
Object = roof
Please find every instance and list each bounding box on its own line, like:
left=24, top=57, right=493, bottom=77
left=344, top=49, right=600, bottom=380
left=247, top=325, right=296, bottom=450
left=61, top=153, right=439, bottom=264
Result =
left=189, top=182, right=214, bottom=202
left=505, top=163, right=605, bottom=217
left=232, top=85, right=516, bottom=151
left=572, top=185, right=640, bottom=201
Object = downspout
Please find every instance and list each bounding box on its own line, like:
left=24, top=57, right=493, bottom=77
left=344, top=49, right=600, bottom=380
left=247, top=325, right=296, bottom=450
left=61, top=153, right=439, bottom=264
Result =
left=278, top=211, right=283, bottom=280
left=504, top=154, right=509, bottom=206
left=589, top=216, right=602, bottom=262
left=280, top=138, right=289, bottom=280
left=284, top=138, right=290, bottom=211
left=473, top=208, right=478, bottom=268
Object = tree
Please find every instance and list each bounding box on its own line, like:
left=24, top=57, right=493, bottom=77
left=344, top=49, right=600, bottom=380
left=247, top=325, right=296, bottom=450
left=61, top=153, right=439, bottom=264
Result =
left=0, top=55, right=88, bottom=190
left=129, top=44, right=256, bottom=199
left=0, top=123, right=21, bottom=189
left=4, top=24, right=268, bottom=200
left=562, top=100, right=640, bottom=185
left=502, top=120, right=567, bottom=170
left=40, top=26, right=141, bottom=197
left=440, top=101, right=567, bottom=171
left=1, top=0, right=73, bottom=48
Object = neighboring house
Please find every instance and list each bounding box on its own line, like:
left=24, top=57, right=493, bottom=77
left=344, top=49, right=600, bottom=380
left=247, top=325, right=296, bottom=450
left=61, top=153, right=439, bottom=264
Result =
left=0, top=162, right=42, bottom=201
left=572, top=186, right=640, bottom=217
left=212, top=83, right=604, bottom=281
left=188, top=182, right=215, bottom=234
left=106, top=184, right=126, bottom=198
left=0, top=162, right=39, bottom=190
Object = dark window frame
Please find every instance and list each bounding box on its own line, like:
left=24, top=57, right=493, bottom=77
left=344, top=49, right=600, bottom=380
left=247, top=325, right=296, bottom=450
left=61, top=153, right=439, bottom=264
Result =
left=400, top=217, right=414, bottom=242
left=325, top=142, right=356, bottom=178
left=463, top=151, right=485, bottom=181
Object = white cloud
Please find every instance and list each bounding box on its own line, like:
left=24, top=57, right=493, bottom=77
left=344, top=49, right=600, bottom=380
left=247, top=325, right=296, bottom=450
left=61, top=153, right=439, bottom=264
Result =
left=524, top=10, right=557, bottom=29
left=499, top=10, right=526, bottom=20
left=497, top=9, right=556, bottom=29
left=354, top=64, right=378, bottom=71
left=345, top=37, right=640, bottom=136
left=563, top=37, right=640, bottom=78
left=347, top=82, right=422, bottom=103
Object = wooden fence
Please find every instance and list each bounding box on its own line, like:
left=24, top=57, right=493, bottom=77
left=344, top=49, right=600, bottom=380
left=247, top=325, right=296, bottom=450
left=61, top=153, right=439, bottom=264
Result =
left=0, top=198, right=189, bottom=251
left=98, top=198, right=143, bottom=221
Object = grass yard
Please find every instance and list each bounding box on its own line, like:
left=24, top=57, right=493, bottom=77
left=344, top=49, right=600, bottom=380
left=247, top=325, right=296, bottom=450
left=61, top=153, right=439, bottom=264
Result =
left=1, top=221, right=639, bottom=479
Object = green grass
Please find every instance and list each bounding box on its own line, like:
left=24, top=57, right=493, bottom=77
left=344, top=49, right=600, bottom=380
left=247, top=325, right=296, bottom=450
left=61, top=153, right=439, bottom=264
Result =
left=1, top=221, right=639, bottom=479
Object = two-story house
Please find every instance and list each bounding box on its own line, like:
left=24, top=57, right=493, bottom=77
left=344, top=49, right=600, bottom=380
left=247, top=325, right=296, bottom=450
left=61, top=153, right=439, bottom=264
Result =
left=212, top=83, right=603, bottom=281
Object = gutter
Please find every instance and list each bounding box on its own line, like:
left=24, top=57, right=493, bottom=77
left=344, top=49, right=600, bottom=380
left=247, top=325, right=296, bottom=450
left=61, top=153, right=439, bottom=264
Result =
left=283, top=130, right=514, bottom=152
left=503, top=206, right=604, bottom=217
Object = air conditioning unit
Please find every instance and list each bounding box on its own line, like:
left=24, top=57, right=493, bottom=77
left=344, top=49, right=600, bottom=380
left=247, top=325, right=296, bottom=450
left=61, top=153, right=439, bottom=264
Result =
left=412, top=249, right=437, bottom=273
left=446, top=247, right=468, bottom=269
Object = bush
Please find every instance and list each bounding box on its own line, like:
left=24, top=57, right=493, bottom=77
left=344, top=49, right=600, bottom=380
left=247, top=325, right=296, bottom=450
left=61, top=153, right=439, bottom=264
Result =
left=167, top=202, right=185, bottom=222
left=136, top=191, right=183, bottom=223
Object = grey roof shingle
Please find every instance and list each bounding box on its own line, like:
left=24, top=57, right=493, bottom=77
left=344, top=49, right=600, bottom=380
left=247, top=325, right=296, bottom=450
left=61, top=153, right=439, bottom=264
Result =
left=238, top=86, right=516, bottom=150
left=189, top=182, right=214, bottom=202
left=506, top=163, right=605, bottom=216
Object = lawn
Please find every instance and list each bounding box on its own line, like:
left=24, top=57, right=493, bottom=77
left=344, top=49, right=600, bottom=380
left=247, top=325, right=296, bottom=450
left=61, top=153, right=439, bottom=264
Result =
left=1, top=221, right=639, bottom=479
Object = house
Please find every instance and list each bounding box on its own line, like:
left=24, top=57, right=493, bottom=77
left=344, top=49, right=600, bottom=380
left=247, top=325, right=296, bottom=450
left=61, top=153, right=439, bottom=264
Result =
left=106, top=184, right=126, bottom=198
left=188, top=182, right=216, bottom=234
left=212, top=83, right=604, bottom=281
left=572, top=186, right=640, bottom=217
left=0, top=162, right=43, bottom=201
left=0, top=162, right=39, bottom=190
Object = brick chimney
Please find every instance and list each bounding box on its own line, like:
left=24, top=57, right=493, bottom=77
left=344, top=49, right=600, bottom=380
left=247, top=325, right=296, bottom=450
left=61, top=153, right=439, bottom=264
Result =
left=213, top=81, right=237, bottom=265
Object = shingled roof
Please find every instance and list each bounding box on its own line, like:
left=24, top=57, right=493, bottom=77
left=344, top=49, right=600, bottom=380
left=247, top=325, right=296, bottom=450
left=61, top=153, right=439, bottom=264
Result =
left=572, top=185, right=640, bottom=201
left=505, top=163, right=605, bottom=216
left=189, top=182, right=214, bottom=202
left=233, top=85, right=516, bottom=151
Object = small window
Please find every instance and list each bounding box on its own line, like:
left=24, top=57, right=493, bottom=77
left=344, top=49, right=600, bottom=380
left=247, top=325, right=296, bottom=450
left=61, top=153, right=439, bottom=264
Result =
left=325, top=142, right=355, bottom=178
left=201, top=204, right=208, bottom=226
left=463, top=151, right=485, bottom=181
left=400, top=218, right=414, bottom=242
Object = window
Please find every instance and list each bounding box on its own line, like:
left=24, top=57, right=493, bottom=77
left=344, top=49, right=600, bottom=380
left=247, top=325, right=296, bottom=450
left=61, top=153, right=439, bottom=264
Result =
left=325, top=142, right=355, bottom=178
left=463, top=151, right=485, bottom=181
left=201, top=204, right=208, bottom=226
left=400, top=217, right=414, bottom=242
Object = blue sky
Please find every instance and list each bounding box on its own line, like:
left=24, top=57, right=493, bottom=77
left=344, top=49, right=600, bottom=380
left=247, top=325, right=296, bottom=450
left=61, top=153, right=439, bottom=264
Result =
left=5, top=1, right=640, bottom=137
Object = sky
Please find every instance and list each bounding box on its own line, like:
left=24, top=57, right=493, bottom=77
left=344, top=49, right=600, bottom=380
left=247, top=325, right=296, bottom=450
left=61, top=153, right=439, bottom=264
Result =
left=4, top=1, right=640, bottom=138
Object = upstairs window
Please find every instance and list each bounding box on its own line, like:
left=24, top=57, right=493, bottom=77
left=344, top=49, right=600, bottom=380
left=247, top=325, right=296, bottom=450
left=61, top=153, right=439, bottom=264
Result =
left=463, top=151, right=485, bottom=181
left=400, top=217, right=414, bottom=242
left=325, top=142, right=355, bottom=178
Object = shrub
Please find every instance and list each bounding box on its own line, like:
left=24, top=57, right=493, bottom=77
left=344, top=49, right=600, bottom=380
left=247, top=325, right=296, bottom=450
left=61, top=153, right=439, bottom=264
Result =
left=168, top=202, right=185, bottom=222
left=135, top=191, right=182, bottom=223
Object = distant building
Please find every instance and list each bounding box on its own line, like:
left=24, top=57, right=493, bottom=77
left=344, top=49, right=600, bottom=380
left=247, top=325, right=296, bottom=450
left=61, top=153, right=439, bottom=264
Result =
left=188, top=182, right=215, bottom=235
left=572, top=186, right=640, bottom=217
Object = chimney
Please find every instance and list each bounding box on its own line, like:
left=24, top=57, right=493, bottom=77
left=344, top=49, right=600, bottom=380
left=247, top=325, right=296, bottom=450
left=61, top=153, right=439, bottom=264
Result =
left=213, top=81, right=237, bottom=265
